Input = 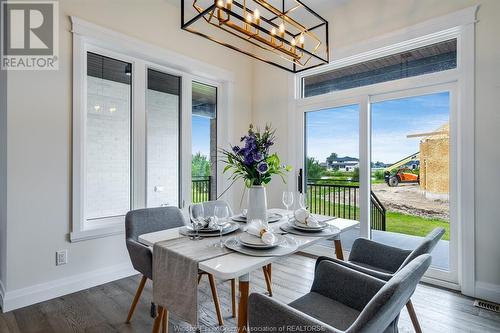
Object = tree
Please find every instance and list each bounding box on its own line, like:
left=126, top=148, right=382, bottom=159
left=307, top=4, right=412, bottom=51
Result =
left=306, top=157, right=326, bottom=179
left=326, top=152, right=338, bottom=165
left=192, top=152, right=211, bottom=177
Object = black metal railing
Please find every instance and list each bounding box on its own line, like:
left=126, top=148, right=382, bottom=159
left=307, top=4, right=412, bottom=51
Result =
left=192, top=176, right=211, bottom=203
left=306, top=180, right=386, bottom=231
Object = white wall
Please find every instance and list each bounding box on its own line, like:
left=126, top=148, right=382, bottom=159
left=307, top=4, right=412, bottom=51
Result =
left=2, top=0, right=253, bottom=309
left=252, top=0, right=500, bottom=301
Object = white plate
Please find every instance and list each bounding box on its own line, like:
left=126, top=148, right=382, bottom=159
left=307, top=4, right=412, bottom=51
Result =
left=231, top=213, right=283, bottom=223
left=291, top=220, right=329, bottom=231
left=239, top=233, right=281, bottom=249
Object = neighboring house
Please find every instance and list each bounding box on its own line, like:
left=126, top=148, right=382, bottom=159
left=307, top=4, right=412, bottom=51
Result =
left=327, top=156, right=359, bottom=172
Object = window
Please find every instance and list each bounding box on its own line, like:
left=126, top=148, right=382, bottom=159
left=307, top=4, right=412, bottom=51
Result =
left=146, top=69, right=181, bottom=208
left=303, top=39, right=457, bottom=97
left=191, top=82, right=217, bottom=203
left=71, top=18, right=230, bottom=242
left=85, top=53, right=132, bottom=220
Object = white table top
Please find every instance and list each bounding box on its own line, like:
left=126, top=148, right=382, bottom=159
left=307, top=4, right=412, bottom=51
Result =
left=138, top=209, right=359, bottom=280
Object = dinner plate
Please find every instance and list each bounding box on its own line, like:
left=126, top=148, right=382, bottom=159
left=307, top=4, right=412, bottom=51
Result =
left=290, top=219, right=329, bottom=231
left=186, top=222, right=231, bottom=233
left=231, top=212, right=283, bottom=223
left=238, top=233, right=282, bottom=249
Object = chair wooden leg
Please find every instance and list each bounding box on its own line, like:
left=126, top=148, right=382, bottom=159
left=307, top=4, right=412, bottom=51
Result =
left=262, top=267, right=273, bottom=297
left=208, top=274, right=224, bottom=326
left=126, top=275, right=148, bottom=323
left=152, top=306, right=165, bottom=333
left=198, top=273, right=203, bottom=284
left=231, top=279, right=236, bottom=318
left=406, top=299, right=422, bottom=333
left=162, top=309, right=168, bottom=333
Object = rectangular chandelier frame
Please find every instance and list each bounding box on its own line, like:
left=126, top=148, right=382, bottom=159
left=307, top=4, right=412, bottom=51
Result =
left=181, top=0, right=330, bottom=73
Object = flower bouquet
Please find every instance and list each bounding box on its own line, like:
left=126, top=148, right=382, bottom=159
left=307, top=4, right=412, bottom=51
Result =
left=220, top=124, right=291, bottom=222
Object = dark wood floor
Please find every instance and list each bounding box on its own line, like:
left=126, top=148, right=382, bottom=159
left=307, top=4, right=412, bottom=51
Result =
left=1, top=254, right=499, bottom=333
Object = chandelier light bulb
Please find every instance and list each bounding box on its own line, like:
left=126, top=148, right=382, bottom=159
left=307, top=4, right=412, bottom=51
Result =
left=254, top=9, right=260, bottom=24
left=299, top=35, right=305, bottom=44
left=246, top=13, right=253, bottom=22
left=271, top=27, right=276, bottom=35
left=279, top=23, right=285, bottom=33
left=217, top=0, right=224, bottom=7
left=291, top=38, right=296, bottom=46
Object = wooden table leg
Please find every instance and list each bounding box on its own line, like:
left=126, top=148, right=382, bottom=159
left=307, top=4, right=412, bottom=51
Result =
left=231, top=279, right=237, bottom=318
left=152, top=306, right=165, bottom=333
left=334, top=239, right=344, bottom=260
left=238, top=274, right=250, bottom=333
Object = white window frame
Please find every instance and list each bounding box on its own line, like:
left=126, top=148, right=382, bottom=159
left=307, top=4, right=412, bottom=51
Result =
left=71, top=17, right=233, bottom=242
left=289, top=6, right=477, bottom=295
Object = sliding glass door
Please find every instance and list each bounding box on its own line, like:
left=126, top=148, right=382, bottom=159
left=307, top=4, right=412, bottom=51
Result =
left=296, top=84, right=457, bottom=283
left=370, top=86, right=457, bottom=282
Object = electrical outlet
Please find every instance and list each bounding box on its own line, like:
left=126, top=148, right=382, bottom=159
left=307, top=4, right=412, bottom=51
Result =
left=56, top=250, right=68, bottom=266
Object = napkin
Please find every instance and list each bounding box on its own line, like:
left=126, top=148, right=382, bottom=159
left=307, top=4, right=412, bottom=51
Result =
left=246, top=219, right=276, bottom=245
left=200, top=217, right=217, bottom=229
left=293, top=208, right=321, bottom=227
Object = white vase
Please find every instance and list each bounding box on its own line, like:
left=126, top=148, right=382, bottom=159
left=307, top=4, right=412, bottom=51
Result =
left=247, top=185, right=268, bottom=225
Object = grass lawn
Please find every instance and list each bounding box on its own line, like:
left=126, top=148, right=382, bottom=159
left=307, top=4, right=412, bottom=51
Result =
left=386, top=211, right=450, bottom=240
left=309, top=195, right=450, bottom=240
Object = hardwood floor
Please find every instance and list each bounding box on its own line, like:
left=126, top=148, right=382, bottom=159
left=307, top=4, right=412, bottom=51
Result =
left=1, top=254, right=499, bottom=333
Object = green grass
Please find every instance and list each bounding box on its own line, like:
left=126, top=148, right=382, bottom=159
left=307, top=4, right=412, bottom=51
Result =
left=309, top=194, right=450, bottom=240
left=385, top=211, right=450, bottom=240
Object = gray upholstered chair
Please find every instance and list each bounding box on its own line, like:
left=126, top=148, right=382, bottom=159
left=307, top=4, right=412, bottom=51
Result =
left=316, top=227, right=445, bottom=333
left=124, top=206, right=226, bottom=327
left=248, top=254, right=432, bottom=333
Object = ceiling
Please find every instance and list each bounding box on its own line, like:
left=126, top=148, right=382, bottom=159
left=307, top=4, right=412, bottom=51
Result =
left=165, top=0, right=348, bottom=15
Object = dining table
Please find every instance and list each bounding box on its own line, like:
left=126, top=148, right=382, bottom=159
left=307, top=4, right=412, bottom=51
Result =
left=138, top=208, right=359, bottom=333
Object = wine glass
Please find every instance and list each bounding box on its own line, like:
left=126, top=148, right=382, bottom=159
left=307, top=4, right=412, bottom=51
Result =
left=298, top=193, right=309, bottom=210
left=189, top=203, right=205, bottom=240
left=282, top=191, right=294, bottom=217
left=213, top=205, right=229, bottom=248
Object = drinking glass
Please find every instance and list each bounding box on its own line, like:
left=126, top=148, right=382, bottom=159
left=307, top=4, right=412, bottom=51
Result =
left=282, top=191, right=294, bottom=217
left=298, top=193, right=309, bottom=210
left=189, top=203, right=205, bottom=240
left=213, top=206, right=229, bottom=248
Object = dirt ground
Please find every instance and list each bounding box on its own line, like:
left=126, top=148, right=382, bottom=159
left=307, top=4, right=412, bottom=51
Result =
left=372, top=183, right=449, bottom=221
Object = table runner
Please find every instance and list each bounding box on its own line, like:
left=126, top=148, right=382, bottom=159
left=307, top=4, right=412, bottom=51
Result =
left=152, top=231, right=239, bottom=326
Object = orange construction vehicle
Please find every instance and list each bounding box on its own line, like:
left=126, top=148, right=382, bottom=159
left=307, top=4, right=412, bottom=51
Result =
left=384, top=167, right=419, bottom=187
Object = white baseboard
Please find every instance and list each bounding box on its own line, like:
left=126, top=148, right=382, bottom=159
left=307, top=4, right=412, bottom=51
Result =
left=0, top=263, right=137, bottom=312
left=475, top=281, right=500, bottom=304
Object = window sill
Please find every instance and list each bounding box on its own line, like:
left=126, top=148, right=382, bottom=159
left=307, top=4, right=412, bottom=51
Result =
left=70, top=217, right=125, bottom=242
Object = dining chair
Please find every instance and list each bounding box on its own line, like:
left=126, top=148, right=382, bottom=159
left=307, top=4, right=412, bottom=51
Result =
left=200, top=200, right=274, bottom=316
left=248, top=254, right=432, bottom=333
left=124, top=206, right=227, bottom=328
left=316, top=227, right=445, bottom=333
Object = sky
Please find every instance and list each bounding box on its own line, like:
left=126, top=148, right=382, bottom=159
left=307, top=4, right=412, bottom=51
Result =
left=192, top=115, right=211, bottom=157
left=306, top=92, right=450, bottom=164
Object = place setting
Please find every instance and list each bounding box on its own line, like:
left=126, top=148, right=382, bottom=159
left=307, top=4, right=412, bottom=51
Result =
left=231, top=208, right=284, bottom=223
left=225, top=219, right=298, bottom=257
left=280, top=203, right=340, bottom=237
left=180, top=203, right=240, bottom=240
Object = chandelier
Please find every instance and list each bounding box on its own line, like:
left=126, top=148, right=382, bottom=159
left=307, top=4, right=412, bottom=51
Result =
left=181, top=0, right=329, bottom=73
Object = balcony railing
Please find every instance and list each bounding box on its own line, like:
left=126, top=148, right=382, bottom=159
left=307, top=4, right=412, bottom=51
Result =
left=192, top=177, right=212, bottom=203
left=306, top=180, right=386, bottom=231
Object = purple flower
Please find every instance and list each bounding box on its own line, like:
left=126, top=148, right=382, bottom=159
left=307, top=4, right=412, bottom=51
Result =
left=232, top=146, right=241, bottom=154
left=257, top=162, right=269, bottom=174
left=253, top=152, right=263, bottom=162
